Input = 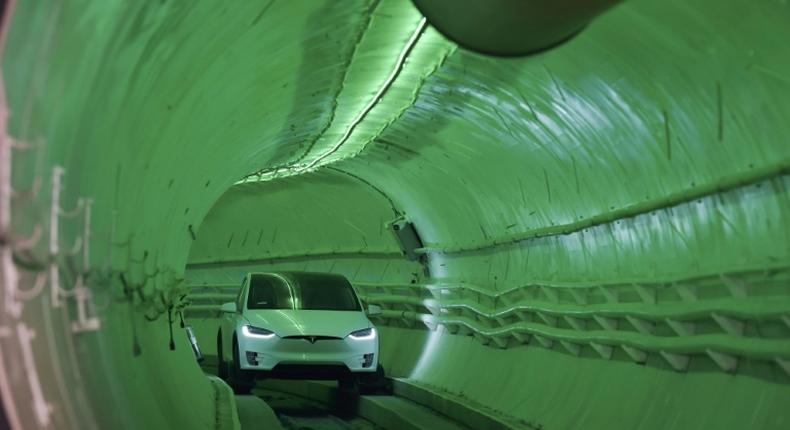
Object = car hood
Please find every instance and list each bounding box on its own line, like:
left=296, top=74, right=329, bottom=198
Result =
left=243, top=309, right=371, bottom=338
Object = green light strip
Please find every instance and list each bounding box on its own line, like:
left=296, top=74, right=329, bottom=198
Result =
left=300, top=17, right=427, bottom=171
left=237, top=17, right=428, bottom=185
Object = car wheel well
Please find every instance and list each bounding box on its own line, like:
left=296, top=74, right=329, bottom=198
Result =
left=216, top=329, right=228, bottom=380
left=231, top=332, right=241, bottom=361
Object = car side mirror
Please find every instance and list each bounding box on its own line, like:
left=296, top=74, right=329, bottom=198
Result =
left=220, top=302, right=237, bottom=313
left=367, top=304, right=382, bottom=316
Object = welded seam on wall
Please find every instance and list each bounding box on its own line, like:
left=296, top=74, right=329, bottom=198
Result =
left=369, top=294, right=790, bottom=321
left=354, top=44, right=457, bottom=157
left=242, top=0, right=381, bottom=180
left=186, top=265, right=790, bottom=310
left=251, top=23, right=455, bottom=185
left=416, top=161, right=790, bottom=254
left=185, top=248, right=405, bottom=269
left=300, top=17, right=428, bottom=171
left=314, top=41, right=456, bottom=165
left=242, top=7, right=427, bottom=183
left=325, top=166, right=403, bottom=217
left=427, top=265, right=790, bottom=291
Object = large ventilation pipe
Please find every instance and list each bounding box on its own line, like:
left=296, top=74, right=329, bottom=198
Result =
left=411, top=0, right=620, bottom=56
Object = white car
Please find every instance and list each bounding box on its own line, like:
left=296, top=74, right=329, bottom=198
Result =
left=217, top=271, right=381, bottom=393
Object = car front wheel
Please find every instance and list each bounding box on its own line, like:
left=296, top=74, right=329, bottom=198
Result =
left=338, top=375, right=359, bottom=393
left=359, top=365, right=389, bottom=394
left=229, top=335, right=255, bottom=394
left=216, top=331, right=228, bottom=380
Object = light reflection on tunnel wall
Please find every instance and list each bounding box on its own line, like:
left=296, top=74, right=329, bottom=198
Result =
left=2, top=0, right=790, bottom=429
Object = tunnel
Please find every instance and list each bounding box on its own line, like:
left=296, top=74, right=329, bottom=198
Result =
left=2, top=0, right=789, bottom=428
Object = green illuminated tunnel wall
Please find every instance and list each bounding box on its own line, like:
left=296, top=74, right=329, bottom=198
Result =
left=2, top=0, right=789, bottom=429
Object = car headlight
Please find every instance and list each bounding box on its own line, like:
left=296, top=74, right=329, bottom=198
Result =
left=242, top=325, right=276, bottom=339
left=348, top=327, right=376, bottom=340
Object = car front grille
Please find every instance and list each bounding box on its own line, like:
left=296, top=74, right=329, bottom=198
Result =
left=282, top=335, right=342, bottom=343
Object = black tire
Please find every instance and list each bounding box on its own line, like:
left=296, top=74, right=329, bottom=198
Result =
left=229, top=335, right=255, bottom=395
left=361, top=365, right=385, bottom=383
left=216, top=331, right=228, bottom=380
left=338, top=375, right=359, bottom=393
left=359, top=365, right=389, bottom=394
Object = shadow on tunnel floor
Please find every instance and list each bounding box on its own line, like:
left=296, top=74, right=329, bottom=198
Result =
left=199, top=355, right=390, bottom=422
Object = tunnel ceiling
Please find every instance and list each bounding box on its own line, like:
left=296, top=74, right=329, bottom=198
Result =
left=227, top=0, right=790, bottom=282
left=3, top=0, right=790, bottom=429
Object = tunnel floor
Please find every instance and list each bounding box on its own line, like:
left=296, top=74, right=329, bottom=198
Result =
left=199, top=356, right=471, bottom=430
left=200, top=356, right=379, bottom=429
left=254, top=388, right=381, bottom=430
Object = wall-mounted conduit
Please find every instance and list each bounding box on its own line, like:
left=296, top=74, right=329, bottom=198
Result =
left=416, top=163, right=790, bottom=255
left=354, top=269, right=790, bottom=375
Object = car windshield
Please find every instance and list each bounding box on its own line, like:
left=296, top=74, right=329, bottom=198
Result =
left=247, top=273, right=361, bottom=311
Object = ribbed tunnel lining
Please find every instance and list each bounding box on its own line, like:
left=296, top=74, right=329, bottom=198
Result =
left=2, top=0, right=789, bottom=428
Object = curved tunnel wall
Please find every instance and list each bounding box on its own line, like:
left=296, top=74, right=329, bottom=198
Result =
left=2, top=0, right=789, bottom=429
left=186, top=169, right=417, bottom=285
left=182, top=169, right=422, bottom=357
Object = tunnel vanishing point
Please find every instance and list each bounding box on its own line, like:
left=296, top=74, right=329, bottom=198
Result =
left=1, top=0, right=789, bottom=429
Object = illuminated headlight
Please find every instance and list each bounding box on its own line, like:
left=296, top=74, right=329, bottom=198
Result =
left=348, top=327, right=376, bottom=340
left=242, top=325, right=276, bottom=339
